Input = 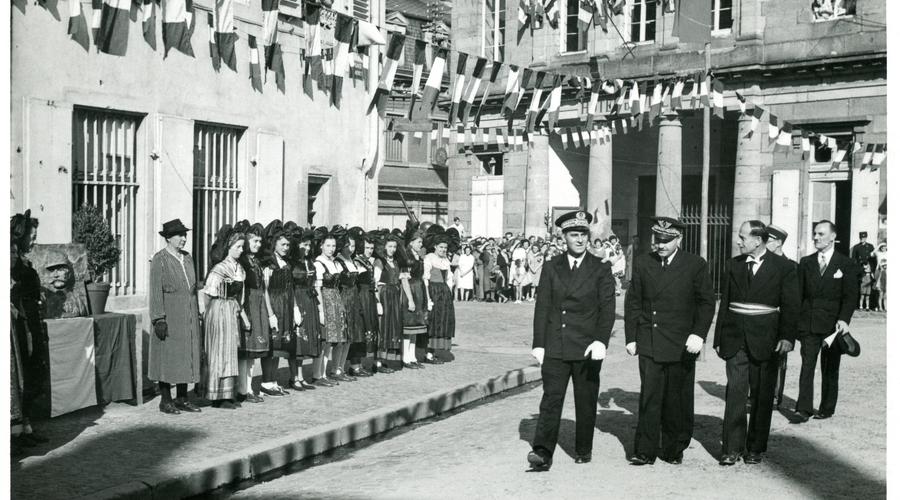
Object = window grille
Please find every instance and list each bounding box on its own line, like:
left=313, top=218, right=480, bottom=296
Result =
left=72, top=108, right=142, bottom=296
left=192, top=123, right=243, bottom=277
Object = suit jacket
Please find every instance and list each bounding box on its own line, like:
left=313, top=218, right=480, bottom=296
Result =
left=713, top=251, right=800, bottom=361
left=624, top=250, right=716, bottom=363
left=797, top=250, right=859, bottom=336
left=851, top=242, right=875, bottom=265
left=532, top=252, right=617, bottom=361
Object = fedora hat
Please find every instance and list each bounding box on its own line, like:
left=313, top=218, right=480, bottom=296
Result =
left=159, top=219, right=190, bottom=238
left=838, top=331, right=861, bottom=357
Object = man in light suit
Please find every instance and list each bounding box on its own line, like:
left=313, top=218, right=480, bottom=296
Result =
left=624, top=217, right=716, bottom=465
left=527, top=210, right=617, bottom=470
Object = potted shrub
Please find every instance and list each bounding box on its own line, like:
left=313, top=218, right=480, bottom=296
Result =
left=72, top=205, right=121, bottom=315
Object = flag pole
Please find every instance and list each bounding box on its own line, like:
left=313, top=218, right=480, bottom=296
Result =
left=700, top=42, right=711, bottom=263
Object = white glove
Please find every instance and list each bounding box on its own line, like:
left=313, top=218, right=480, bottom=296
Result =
left=685, top=334, right=704, bottom=354
left=531, top=347, right=545, bottom=365
left=584, top=341, right=607, bottom=361
left=268, top=314, right=279, bottom=331
left=428, top=299, right=434, bottom=311
left=377, top=302, right=384, bottom=316
left=293, top=306, right=303, bottom=325
left=625, top=342, right=637, bottom=356
left=835, top=320, right=850, bottom=335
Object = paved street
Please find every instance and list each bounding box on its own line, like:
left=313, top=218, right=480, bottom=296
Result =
left=225, top=309, right=887, bottom=500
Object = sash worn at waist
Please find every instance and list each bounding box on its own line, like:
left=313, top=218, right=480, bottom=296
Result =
left=728, top=302, right=779, bottom=316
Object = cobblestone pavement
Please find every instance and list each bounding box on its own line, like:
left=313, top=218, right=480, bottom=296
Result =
left=11, top=301, right=541, bottom=499
left=227, top=312, right=887, bottom=500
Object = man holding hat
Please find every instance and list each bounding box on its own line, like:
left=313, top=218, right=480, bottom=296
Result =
left=713, top=220, right=800, bottom=465
left=765, top=224, right=795, bottom=408
left=527, top=209, right=617, bottom=470
left=624, top=216, right=715, bottom=465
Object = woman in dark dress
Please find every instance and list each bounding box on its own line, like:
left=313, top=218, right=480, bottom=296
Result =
left=423, top=227, right=456, bottom=362
left=402, top=224, right=428, bottom=369
left=334, top=232, right=363, bottom=382
left=236, top=222, right=270, bottom=403
left=312, top=227, right=347, bottom=387
left=348, top=231, right=379, bottom=377
left=287, top=227, right=320, bottom=391
left=261, top=223, right=294, bottom=396
left=375, top=232, right=405, bottom=372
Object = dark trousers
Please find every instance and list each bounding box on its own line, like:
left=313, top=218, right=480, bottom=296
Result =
left=722, top=347, right=778, bottom=454
left=797, top=333, right=842, bottom=415
left=634, top=354, right=695, bottom=459
left=774, top=352, right=788, bottom=406
left=532, top=356, right=602, bottom=457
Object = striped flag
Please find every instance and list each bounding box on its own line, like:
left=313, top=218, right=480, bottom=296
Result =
left=768, top=113, right=779, bottom=140
left=660, top=80, right=672, bottom=108
left=207, top=12, right=220, bottom=71
left=518, top=0, right=531, bottom=39
left=562, top=128, right=570, bottom=149
left=322, top=47, right=334, bottom=93
left=649, top=82, right=663, bottom=121
left=448, top=53, right=469, bottom=126
left=526, top=72, right=547, bottom=133
left=736, top=91, right=747, bottom=114
left=460, top=57, right=488, bottom=127
left=872, top=144, right=886, bottom=167
left=304, top=3, right=324, bottom=95
left=547, top=78, right=563, bottom=130
left=213, top=0, right=237, bottom=71
left=162, top=0, right=194, bottom=57
left=689, top=72, right=702, bottom=108
left=801, top=130, right=811, bottom=160
left=91, top=0, right=102, bottom=43
left=96, top=0, right=131, bottom=56
left=711, top=78, right=724, bottom=118
left=515, top=130, right=524, bottom=150
left=516, top=68, right=533, bottom=110
left=831, top=147, right=847, bottom=170
left=501, top=127, right=510, bottom=151
left=862, top=143, right=874, bottom=165
left=369, top=33, right=405, bottom=117
left=671, top=78, right=684, bottom=109
left=496, top=128, right=506, bottom=150
left=248, top=35, right=263, bottom=92
left=410, top=39, right=427, bottom=95
left=413, top=47, right=447, bottom=121
left=263, top=0, right=285, bottom=93
left=331, top=14, right=355, bottom=107
left=775, top=122, right=792, bottom=152
left=629, top=81, right=641, bottom=116
left=141, top=0, right=156, bottom=49
left=699, top=72, right=710, bottom=107
left=502, top=65, right=521, bottom=117
left=545, top=0, right=560, bottom=28
left=578, top=0, right=593, bottom=34
left=586, top=79, right=601, bottom=128
left=68, top=0, right=89, bottom=47
left=474, top=61, right=503, bottom=126
left=748, top=106, right=764, bottom=136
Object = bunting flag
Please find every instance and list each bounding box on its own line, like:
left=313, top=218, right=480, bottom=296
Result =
left=248, top=35, right=263, bottom=92
left=515, top=130, right=524, bottom=151
left=502, top=65, right=521, bottom=116
left=852, top=141, right=863, bottom=155
left=620, top=117, right=629, bottom=134
left=474, top=61, right=503, bottom=126
left=648, top=82, right=662, bottom=122
left=586, top=79, right=601, bottom=128
left=831, top=147, right=847, bottom=169
left=594, top=0, right=607, bottom=29
left=629, top=80, right=641, bottom=116
left=689, top=72, right=701, bottom=109
left=872, top=144, right=886, bottom=166
left=448, top=52, right=469, bottom=127
left=712, top=78, right=724, bottom=118
left=578, top=0, right=594, bottom=33
left=304, top=3, right=324, bottom=95
left=96, top=0, right=131, bottom=56
left=775, top=122, right=792, bottom=152
left=661, top=80, right=672, bottom=109
left=91, top=0, right=102, bottom=43
left=321, top=47, right=333, bottom=92
left=496, top=127, right=506, bottom=150
left=532, top=0, right=545, bottom=30
left=68, top=0, right=87, bottom=45
left=369, top=32, right=406, bottom=117
left=213, top=0, right=237, bottom=71
left=545, top=0, right=560, bottom=28
left=517, top=68, right=534, bottom=109
left=562, top=128, right=570, bottom=149
left=547, top=78, right=563, bottom=130
left=801, top=130, right=811, bottom=160
left=671, top=78, right=684, bottom=109
left=330, top=14, right=354, bottom=107
left=410, top=39, right=427, bottom=94
left=609, top=0, right=625, bottom=15
left=413, top=47, right=447, bottom=120
left=699, top=72, right=710, bottom=107
left=263, top=0, right=285, bottom=93
left=141, top=0, right=156, bottom=49
left=768, top=113, right=779, bottom=140
left=862, top=143, right=874, bottom=165
left=460, top=57, right=488, bottom=127
left=518, top=0, right=531, bottom=40
left=736, top=91, right=747, bottom=114
left=749, top=106, right=763, bottom=136
left=207, top=12, right=220, bottom=70
left=526, top=72, right=547, bottom=133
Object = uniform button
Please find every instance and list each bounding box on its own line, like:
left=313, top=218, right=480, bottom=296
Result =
left=653, top=311, right=657, bottom=315
left=562, top=311, right=567, bottom=315
left=653, top=323, right=658, bottom=327
left=562, top=323, right=566, bottom=328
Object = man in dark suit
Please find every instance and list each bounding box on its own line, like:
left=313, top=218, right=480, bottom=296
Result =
left=713, top=220, right=800, bottom=465
left=795, top=220, right=859, bottom=422
left=624, top=217, right=716, bottom=465
left=527, top=209, right=617, bottom=470
left=765, top=224, right=796, bottom=408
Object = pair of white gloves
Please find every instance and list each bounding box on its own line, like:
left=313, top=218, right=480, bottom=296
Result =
left=530, top=334, right=705, bottom=365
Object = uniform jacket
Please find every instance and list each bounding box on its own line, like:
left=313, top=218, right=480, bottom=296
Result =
left=624, top=250, right=716, bottom=363
left=713, top=251, right=800, bottom=361
left=797, top=250, right=859, bottom=336
left=532, top=251, right=616, bottom=361
left=851, top=242, right=875, bottom=266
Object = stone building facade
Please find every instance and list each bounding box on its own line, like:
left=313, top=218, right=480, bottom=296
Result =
left=448, top=0, right=886, bottom=269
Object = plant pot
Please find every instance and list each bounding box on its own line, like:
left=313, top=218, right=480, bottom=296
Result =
left=85, top=282, right=111, bottom=315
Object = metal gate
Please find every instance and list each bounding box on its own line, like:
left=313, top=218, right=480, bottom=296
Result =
left=680, top=204, right=732, bottom=294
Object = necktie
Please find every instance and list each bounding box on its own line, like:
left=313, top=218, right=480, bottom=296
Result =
left=571, top=259, right=578, bottom=272
left=661, top=258, right=667, bottom=271
left=819, top=254, right=827, bottom=275
left=747, top=260, right=755, bottom=286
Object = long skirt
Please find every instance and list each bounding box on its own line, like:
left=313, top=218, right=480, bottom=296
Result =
left=377, top=284, right=403, bottom=360
left=203, top=297, right=240, bottom=401
left=320, top=288, right=348, bottom=343
left=341, top=286, right=367, bottom=344
left=270, top=289, right=295, bottom=358
left=241, top=288, right=270, bottom=359
left=403, top=279, right=428, bottom=336
left=293, top=286, right=322, bottom=358
left=427, top=281, right=455, bottom=351
left=357, top=284, right=378, bottom=352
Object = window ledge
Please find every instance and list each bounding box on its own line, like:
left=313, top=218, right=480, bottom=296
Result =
left=811, top=15, right=855, bottom=23
left=712, top=28, right=732, bottom=37
left=622, top=40, right=655, bottom=48
left=559, top=50, right=588, bottom=56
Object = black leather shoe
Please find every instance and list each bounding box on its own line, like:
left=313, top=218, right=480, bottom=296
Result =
left=312, top=378, right=337, bottom=387
left=260, top=386, right=286, bottom=396
left=719, top=453, right=740, bottom=466
left=299, top=380, right=317, bottom=390
left=792, top=411, right=812, bottom=423
left=527, top=450, right=552, bottom=471
left=174, top=398, right=202, bottom=412
left=402, top=362, right=420, bottom=369
left=813, top=412, right=833, bottom=420
left=574, top=454, right=592, bottom=464
left=289, top=380, right=307, bottom=391
left=375, top=365, right=395, bottom=374
left=333, top=373, right=356, bottom=382
left=212, top=400, right=238, bottom=409
left=743, top=452, right=763, bottom=464
left=238, top=393, right=264, bottom=403
left=629, top=454, right=655, bottom=466
left=347, top=367, right=373, bottom=377
left=159, top=401, right=182, bottom=415
left=423, top=357, right=444, bottom=365
left=660, top=453, right=683, bottom=465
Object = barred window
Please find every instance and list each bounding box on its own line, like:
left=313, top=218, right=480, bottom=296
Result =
left=72, top=107, right=142, bottom=296
left=193, top=123, right=244, bottom=276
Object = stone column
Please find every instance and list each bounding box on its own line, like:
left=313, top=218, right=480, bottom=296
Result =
left=731, top=112, right=769, bottom=256
left=524, top=134, right=550, bottom=237
left=656, top=113, right=682, bottom=218
left=587, top=132, right=613, bottom=239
